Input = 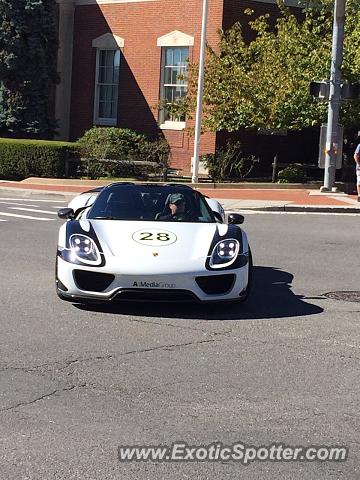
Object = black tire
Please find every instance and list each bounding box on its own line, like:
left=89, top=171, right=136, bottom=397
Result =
left=237, top=247, right=253, bottom=303
left=55, top=256, right=64, bottom=299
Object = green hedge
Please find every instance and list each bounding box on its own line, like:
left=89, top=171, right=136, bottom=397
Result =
left=277, top=165, right=307, bottom=183
left=0, top=138, right=79, bottom=180
left=82, top=159, right=161, bottom=180
left=77, top=127, right=170, bottom=179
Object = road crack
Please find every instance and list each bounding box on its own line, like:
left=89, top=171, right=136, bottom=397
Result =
left=129, top=317, right=234, bottom=338
left=0, top=337, right=216, bottom=378
left=0, top=336, right=217, bottom=412
left=0, top=383, right=87, bottom=413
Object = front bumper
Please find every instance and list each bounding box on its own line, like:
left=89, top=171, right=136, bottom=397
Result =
left=56, top=255, right=249, bottom=303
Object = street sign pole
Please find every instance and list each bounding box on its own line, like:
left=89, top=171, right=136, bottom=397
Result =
left=191, top=0, right=209, bottom=184
left=322, top=0, right=345, bottom=191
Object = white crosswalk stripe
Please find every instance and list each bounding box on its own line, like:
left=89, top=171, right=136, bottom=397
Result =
left=0, top=212, right=55, bottom=221
left=0, top=201, right=39, bottom=207
left=0, top=197, right=66, bottom=223
left=0, top=197, right=66, bottom=203
left=8, top=207, right=58, bottom=215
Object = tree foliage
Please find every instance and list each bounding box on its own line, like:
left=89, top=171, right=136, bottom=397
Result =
left=0, top=0, right=58, bottom=137
left=187, top=0, right=360, bottom=133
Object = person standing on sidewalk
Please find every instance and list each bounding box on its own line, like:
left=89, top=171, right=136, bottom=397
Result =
left=354, top=144, right=360, bottom=201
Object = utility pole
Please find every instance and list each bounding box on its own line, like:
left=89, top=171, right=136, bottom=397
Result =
left=191, top=0, right=209, bottom=184
left=322, top=0, right=345, bottom=191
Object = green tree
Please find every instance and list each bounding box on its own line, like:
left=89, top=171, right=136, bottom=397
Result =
left=187, top=0, right=360, bottom=133
left=0, top=0, right=58, bottom=138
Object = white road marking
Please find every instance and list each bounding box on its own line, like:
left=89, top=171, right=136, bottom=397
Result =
left=0, top=197, right=66, bottom=203
left=8, top=207, right=58, bottom=215
left=0, top=219, right=7, bottom=222
left=0, top=212, right=55, bottom=221
left=0, top=201, right=39, bottom=207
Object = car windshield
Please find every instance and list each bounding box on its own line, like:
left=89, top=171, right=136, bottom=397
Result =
left=87, top=185, right=216, bottom=223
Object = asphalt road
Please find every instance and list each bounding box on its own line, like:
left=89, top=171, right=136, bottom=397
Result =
left=1, top=193, right=360, bottom=479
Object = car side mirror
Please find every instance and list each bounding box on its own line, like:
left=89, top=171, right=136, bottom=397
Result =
left=228, top=213, right=244, bottom=225
left=58, top=208, right=75, bottom=220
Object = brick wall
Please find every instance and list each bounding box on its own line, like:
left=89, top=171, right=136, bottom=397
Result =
left=70, top=0, right=224, bottom=174
left=222, top=0, right=302, bottom=36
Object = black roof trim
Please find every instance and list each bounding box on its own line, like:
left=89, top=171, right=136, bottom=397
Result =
left=105, top=182, right=135, bottom=188
left=164, top=183, right=194, bottom=189
left=81, top=187, right=104, bottom=194
left=101, top=182, right=194, bottom=190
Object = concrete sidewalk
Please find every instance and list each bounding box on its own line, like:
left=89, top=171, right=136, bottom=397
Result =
left=0, top=178, right=359, bottom=213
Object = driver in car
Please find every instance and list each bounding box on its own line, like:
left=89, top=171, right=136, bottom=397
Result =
left=157, top=193, right=195, bottom=221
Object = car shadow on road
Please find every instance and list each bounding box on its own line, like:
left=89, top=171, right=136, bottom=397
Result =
left=74, top=266, right=324, bottom=321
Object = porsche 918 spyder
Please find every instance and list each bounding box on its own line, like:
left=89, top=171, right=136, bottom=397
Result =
left=56, top=183, right=252, bottom=304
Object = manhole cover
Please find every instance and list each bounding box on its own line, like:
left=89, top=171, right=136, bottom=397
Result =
left=323, top=291, right=360, bottom=303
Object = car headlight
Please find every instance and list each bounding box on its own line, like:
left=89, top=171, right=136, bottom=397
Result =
left=210, top=239, right=240, bottom=269
left=69, top=234, right=101, bottom=265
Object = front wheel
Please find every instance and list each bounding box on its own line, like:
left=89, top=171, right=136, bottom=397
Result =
left=237, top=248, right=253, bottom=303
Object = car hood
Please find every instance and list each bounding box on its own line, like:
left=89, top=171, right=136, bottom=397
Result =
left=88, top=220, right=221, bottom=274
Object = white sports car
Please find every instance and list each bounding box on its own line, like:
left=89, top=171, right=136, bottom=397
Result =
left=56, top=183, right=252, bottom=304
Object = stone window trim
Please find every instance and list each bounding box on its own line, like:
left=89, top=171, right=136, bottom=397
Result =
left=157, top=30, right=194, bottom=48
left=92, top=32, right=125, bottom=49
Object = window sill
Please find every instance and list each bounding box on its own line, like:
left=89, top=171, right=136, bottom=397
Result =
left=94, top=118, right=117, bottom=126
left=160, top=121, right=186, bottom=131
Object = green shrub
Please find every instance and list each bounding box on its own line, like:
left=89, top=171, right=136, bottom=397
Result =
left=202, top=141, right=259, bottom=182
left=77, top=127, right=170, bottom=179
left=78, top=127, right=153, bottom=162
left=79, top=159, right=159, bottom=180
left=277, top=165, right=307, bottom=183
left=84, top=161, right=106, bottom=180
left=105, top=161, right=159, bottom=179
left=0, top=138, right=79, bottom=180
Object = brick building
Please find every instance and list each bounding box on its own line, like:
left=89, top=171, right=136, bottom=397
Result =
left=56, top=0, right=300, bottom=175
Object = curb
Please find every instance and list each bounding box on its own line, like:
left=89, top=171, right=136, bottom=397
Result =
left=19, top=177, right=355, bottom=192
left=229, top=205, right=360, bottom=214
left=198, top=182, right=321, bottom=190
left=284, top=205, right=360, bottom=214
left=0, top=186, right=76, bottom=202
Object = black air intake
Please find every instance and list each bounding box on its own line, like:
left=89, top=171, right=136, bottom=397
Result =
left=196, top=274, right=235, bottom=295
left=73, top=270, right=114, bottom=292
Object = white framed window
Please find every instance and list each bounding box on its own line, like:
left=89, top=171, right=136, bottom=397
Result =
left=93, top=49, right=120, bottom=125
left=159, top=46, right=189, bottom=130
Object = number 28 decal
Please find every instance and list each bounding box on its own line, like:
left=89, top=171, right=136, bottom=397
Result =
left=132, top=229, right=177, bottom=246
